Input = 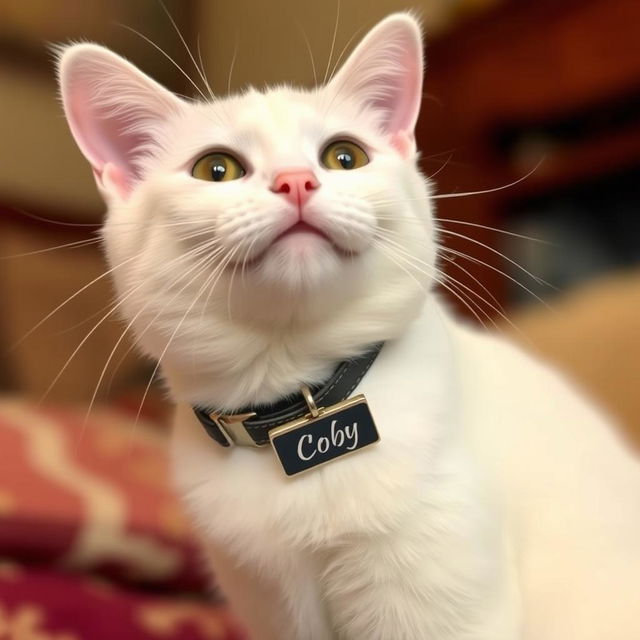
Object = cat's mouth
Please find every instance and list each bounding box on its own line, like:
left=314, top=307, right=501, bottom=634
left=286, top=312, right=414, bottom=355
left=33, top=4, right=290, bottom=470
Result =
left=234, top=221, right=355, bottom=270
left=273, top=221, right=332, bottom=244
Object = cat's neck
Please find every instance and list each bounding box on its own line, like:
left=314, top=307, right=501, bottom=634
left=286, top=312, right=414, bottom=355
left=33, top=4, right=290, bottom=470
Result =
left=162, top=284, right=427, bottom=412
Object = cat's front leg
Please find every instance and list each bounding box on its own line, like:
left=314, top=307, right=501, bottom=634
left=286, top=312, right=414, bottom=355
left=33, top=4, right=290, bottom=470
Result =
left=321, top=505, right=520, bottom=639
left=202, top=539, right=334, bottom=640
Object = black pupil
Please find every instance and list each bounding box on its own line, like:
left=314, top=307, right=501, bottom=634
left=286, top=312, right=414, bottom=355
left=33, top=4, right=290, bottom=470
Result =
left=211, top=159, right=227, bottom=181
left=336, top=149, right=355, bottom=169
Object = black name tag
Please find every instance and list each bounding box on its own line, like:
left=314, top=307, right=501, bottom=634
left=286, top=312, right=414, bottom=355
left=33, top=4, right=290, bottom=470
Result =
left=269, top=395, right=379, bottom=477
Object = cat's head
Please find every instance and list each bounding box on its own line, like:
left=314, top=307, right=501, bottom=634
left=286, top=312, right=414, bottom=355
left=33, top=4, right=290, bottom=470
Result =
left=57, top=14, right=437, bottom=401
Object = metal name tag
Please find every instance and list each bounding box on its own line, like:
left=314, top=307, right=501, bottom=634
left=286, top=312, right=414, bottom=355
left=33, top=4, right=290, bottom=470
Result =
left=269, top=390, right=380, bottom=477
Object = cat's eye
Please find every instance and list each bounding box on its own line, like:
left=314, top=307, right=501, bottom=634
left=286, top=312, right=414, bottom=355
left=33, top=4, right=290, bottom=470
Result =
left=321, top=140, right=369, bottom=171
left=191, top=152, right=246, bottom=182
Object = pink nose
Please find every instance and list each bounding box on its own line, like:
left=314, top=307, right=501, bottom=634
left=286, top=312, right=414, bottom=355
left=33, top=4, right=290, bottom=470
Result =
left=271, top=169, right=319, bottom=208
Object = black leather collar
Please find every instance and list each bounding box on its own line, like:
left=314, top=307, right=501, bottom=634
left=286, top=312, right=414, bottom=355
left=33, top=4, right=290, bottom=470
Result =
left=193, top=342, right=384, bottom=448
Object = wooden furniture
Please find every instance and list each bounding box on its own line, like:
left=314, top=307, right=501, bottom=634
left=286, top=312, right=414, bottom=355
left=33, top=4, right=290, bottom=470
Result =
left=417, top=0, right=640, bottom=319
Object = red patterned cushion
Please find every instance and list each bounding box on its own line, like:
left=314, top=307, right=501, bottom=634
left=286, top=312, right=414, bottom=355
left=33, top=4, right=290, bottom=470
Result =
left=0, top=399, right=205, bottom=591
left=0, top=563, right=246, bottom=640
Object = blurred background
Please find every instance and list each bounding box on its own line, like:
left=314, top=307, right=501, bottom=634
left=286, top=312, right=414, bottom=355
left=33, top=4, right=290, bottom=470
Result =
left=1, top=0, right=639, bottom=422
left=0, top=1, right=639, bottom=637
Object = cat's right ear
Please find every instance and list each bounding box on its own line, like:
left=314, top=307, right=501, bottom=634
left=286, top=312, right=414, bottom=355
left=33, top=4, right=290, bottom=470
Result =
left=325, top=14, right=424, bottom=158
left=56, top=43, right=185, bottom=201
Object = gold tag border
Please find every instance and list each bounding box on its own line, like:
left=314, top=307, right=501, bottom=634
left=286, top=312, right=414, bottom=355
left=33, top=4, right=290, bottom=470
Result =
left=268, top=394, right=380, bottom=477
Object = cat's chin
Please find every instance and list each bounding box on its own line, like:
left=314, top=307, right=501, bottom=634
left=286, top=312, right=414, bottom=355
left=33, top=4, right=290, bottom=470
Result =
left=251, top=233, right=357, bottom=291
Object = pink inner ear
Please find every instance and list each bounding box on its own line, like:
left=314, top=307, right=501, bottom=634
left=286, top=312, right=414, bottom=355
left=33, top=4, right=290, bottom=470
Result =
left=102, top=163, right=130, bottom=199
left=390, top=131, right=414, bottom=158
left=327, top=16, right=424, bottom=138
left=60, top=45, right=184, bottom=200
left=67, top=82, right=146, bottom=186
left=380, top=48, right=422, bottom=137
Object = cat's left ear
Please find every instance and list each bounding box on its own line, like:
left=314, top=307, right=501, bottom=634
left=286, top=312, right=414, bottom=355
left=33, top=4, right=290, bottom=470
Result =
left=326, top=13, right=423, bottom=157
left=57, top=43, right=186, bottom=201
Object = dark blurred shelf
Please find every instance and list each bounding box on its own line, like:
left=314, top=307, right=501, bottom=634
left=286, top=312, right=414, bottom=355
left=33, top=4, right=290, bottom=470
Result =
left=418, top=0, right=640, bottom=318
left=496, top=123, right=640, bottom=206
left=427, top=0, right=640, bottom=128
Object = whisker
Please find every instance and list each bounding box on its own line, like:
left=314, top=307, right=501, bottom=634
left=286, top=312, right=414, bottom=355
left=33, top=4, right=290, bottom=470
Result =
left=371, top=208, right=548, bottom=245
left=438, top=227, right=556, bottom=288
left=376, top=235, right=489, bottom=324
left=437, top=219, right=551, bottom=245
left=225, top=246, right=242, bottom=321
left=422, top=148, right=459, bottom=161
left=443, top=264, right=536, bottom=343
left=373, top=237, right=489, bottom=329
left=439, top=275, right=498, bottom=331
left=241, top=236, right=261, bottom=286
left=199, top=244, right=239, bottom=329
left=437, top=263, right=529, bottom=337
left=438, top=279, right=491, bottom=330
left=375, top=232, right=500, bottom=324
left=373, top=223, right=554, bottom=310
left=39, top=239, right=222, bottom=405
left=49, top=302, right=117, bottom=337
left=296, top=22, right=318, bottom=86
left=373, top=231, right=433, bottom=271
left=196, top=34, right=215, bottom=100
left=371, top=239, right=427, bottom=293
left=375, top=226, right=505, bottom=314
left=441, top=246, right=557, bottom=312
left=323, top=0, right=342, bottom=85
left=0, top=237, right=101, bottom=260
left=8, top=206, right=101, bottom=227
left=83, top=243, right=225, bottom=428
left=438, top=250, right=504, bottom=313
left=227, top=36, right=239, bottom=95
left=103, top=243, right=225, bottom=395
left=427, top=152, right=454, bottom=180
left=319, top=53, right=372, bottom=118
left=44, top=245, right=220, bottom=341
left=432, top=159, right=544, bottom=200
left=157, top=0, right=215, bottom=100
left=133, top=246, right=237, bottom=430
left=116, top=23, right=208, bottom=101
left=6, top=206, right=233, bottom=231
left=375, top=237, right=490, bottom=328
left=92, top=237, right=225, bottom=396
left=327, top=23, right=366, bottom=83
left=9, top=253, right=138, bottom=352
left=176, top=226, right=219, bottom=243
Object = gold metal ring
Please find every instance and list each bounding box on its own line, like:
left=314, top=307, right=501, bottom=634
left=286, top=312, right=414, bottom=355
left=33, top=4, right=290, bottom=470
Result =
left=300, top=385, right=320, bottom=418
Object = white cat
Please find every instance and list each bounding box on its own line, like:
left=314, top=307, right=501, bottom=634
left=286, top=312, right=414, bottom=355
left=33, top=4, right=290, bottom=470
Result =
left=57, top=14, right=640, bottom=640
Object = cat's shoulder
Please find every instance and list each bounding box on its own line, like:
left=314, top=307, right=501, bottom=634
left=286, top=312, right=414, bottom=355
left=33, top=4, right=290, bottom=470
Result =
left=443, top=307, right=640, bottom=497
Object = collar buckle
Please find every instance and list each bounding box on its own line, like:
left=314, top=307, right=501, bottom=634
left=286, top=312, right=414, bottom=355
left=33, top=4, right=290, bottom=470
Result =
left=209, top=412, right=260, bottom=447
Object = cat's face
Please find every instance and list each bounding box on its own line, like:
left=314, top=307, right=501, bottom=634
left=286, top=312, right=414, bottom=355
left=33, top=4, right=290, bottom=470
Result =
left=57, top=14, right=435, bottom=383
left=106, top=86, right=423, bottom=292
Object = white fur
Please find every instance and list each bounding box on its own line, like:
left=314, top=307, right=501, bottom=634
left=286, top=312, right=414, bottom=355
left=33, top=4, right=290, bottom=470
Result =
left=57, top=14, right=640, bottom=639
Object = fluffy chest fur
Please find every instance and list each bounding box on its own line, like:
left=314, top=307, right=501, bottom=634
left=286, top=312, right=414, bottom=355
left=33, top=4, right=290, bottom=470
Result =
left=170, top=304, right=518, bottom=639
